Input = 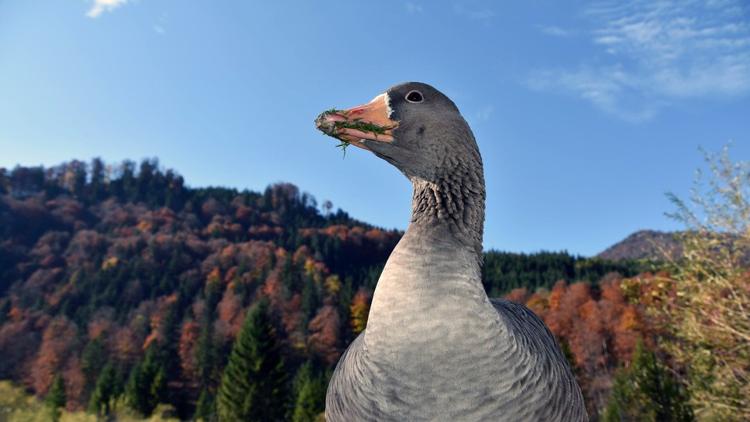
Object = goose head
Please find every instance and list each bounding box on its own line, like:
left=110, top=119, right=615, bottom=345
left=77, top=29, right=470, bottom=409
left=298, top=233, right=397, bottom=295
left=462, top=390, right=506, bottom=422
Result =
left=315, top=82, right=482, bottom=185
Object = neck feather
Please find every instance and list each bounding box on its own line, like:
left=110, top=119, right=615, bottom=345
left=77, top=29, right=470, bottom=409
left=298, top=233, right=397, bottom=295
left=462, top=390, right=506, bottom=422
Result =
left=409, top=162, right=485, bottom=263
left=363, top=158, right=489, bottom=352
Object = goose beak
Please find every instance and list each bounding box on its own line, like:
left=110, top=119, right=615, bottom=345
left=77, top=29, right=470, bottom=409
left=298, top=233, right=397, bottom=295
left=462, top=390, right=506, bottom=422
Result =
left=315, top=93, right=399, bottom=150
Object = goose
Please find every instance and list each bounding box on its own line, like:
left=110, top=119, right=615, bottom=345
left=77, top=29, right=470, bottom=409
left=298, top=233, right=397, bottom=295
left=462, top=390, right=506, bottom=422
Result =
left=315, top=82, right=587, bottom=421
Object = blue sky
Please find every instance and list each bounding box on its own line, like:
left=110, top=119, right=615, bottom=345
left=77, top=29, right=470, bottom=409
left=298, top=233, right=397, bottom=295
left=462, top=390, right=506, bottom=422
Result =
left=1, top=0, right=749, bottom=256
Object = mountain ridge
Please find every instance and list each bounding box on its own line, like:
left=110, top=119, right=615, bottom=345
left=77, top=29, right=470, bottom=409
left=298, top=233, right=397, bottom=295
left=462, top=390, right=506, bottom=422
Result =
left=597, top=229, right=680, bottom=262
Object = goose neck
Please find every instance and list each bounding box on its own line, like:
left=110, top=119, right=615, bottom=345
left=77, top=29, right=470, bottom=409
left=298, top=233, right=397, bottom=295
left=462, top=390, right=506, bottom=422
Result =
left=409, top=171, right=485, bottom=263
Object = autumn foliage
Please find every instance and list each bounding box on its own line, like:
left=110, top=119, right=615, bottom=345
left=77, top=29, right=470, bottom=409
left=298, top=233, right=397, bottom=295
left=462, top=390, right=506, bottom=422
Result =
left=506, top=276, right=651, bottom=416
left=0, top=159, right=654, bottom=419
left=0, top=159, right=400, bottom=417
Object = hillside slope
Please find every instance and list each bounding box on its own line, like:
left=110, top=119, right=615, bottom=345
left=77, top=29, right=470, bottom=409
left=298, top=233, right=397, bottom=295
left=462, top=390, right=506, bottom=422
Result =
left=0, top=159, right=643, bottom=419
left=597, top=230, right=680, bottom=261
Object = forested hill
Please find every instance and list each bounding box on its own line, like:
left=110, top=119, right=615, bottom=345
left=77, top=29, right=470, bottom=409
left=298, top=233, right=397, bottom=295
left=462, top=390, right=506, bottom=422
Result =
left=0, top=159, right=643, bottom=420
left=597, top=230, right=682, bottom=262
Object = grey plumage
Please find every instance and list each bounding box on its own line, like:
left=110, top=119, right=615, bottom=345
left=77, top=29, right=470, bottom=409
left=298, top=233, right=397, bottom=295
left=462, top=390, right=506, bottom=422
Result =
left=317, top=82, right=587, bottom=421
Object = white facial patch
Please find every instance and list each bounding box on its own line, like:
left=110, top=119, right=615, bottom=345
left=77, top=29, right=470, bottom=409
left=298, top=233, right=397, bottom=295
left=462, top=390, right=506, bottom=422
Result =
left=384, top=93, right=394, bottom=118
left=372, top=93, right=394, bottom=119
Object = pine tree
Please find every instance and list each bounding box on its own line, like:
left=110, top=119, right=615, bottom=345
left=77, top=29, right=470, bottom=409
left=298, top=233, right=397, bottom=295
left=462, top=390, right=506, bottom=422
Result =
left=291, top=362, right=327, bottom=422
left=45, top=374, right=66, bottom=422
left=603, top=340, right=693, bottom=421
left=197, top=280, right=222, bottom=388
left=157, top=299, right=182, bottom=408
left=81, top=337, right=107, bottom=397
left=195, top=389, right=217, bottom=422
left=125, top=347, right=168, bottom=417
left=301, top=277, right=319, bottom=326
left=216, top=299, right=288, bottom=422
left=88, top=362, right=120, bottom=416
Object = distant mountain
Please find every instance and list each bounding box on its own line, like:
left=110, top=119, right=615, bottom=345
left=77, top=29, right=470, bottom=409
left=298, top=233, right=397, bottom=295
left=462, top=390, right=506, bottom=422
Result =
left=597, top=230, right=681, bottom=262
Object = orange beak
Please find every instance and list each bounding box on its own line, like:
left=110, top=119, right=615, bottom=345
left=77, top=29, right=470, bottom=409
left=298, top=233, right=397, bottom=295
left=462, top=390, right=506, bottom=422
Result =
left=315, top=93, right=399, bottom=150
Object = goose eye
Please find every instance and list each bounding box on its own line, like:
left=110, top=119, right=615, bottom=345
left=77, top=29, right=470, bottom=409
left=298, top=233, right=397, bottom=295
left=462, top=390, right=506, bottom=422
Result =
left=405, top=90, right=424, bottom=103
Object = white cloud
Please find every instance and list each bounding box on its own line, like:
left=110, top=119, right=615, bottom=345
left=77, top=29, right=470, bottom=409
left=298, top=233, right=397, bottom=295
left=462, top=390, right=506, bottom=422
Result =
left=86, top=0, right=129, bottom=18
left=528, top=66, right=661, bottom=122
left=528, top=0, right=750, bottom=121
left=152, top=12, right=167, bottom=35
left=405, top=2, right=423, bottom=14
left=453, top=4, right=494, bottom=21
left=473, top=105, right=495, bottom=123
left=538, top=25, right=571, bottom=37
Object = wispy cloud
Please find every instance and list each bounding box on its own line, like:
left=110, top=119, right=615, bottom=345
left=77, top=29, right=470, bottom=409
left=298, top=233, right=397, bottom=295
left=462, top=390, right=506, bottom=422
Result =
left=528, top=0, right=750, bottom=121
left=538, top=25, right=572, bottom=37
left=405, top=2, right=423, bottom=14
left=453, top=4, right=495, bottom=21
left=473, top=105, right=495, bottom=123
left=528, top=66, right=662, bottom=122
left=86, top=0, right=129, bottom=18
left=153, top=13, right=167, bottom=35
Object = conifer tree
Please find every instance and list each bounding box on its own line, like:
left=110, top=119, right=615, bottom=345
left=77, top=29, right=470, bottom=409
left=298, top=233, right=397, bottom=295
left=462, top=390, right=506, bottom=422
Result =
left=291, top=362, right=327, bottom=422
left=197, top=280, right=222, bottom=388
left=603, top=340, right=693, bottom=421
left=158, top=299, right=182, bottom=407
left=45, top=374, right=66, bottom=422
left=88, top=363, right=120, bottom=416
left=195, top=389, right=217, bottom=422
left=216, top=299, right=288, bottom=422
left=125, top=347, right=168, bottom=417
left=81, top=337, right=107, bottom=397
left=301, top=277, right=319, bottom=326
